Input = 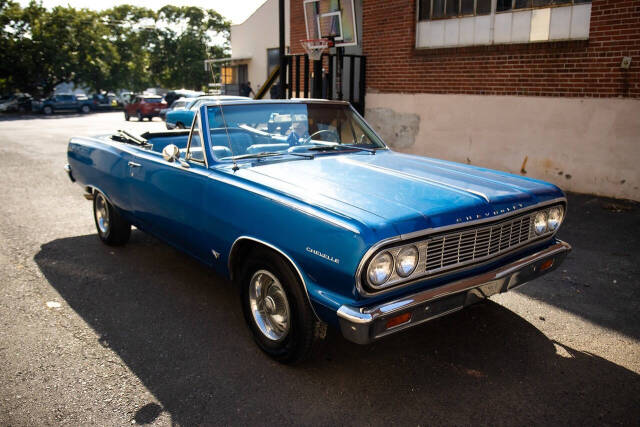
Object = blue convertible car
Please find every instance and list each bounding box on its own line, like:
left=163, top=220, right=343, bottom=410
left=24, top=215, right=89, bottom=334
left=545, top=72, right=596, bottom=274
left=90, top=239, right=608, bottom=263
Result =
left=66, top=99, right=570, bottom=363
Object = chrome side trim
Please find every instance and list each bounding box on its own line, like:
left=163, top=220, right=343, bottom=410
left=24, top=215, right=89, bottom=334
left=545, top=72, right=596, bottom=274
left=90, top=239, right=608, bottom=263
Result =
left=228, top=236, right=319, bottom=320
left=354, top=196, right=567, bottom=297
left=206, top=170, right=361, bottom=234
left=339, top=240, right=571, bottom=344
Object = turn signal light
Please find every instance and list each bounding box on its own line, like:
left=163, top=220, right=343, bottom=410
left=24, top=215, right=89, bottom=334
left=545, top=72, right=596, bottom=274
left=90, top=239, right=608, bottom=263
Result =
left=386, top=313, right=411, bottom=330
left=540, top=259, right=555, bottom=272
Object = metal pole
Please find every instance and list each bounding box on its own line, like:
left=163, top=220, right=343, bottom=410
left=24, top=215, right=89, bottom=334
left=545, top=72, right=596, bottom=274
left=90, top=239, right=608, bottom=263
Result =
left=336, top=46, right=344, bottom=100
left=278, top=0, right=286, bottom=99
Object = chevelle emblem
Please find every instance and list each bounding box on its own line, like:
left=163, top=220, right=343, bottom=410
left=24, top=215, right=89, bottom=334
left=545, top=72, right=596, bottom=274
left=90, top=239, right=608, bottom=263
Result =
left=306, top=247, right=340, bottom=264
left=456, top=203, right=525, bottom=223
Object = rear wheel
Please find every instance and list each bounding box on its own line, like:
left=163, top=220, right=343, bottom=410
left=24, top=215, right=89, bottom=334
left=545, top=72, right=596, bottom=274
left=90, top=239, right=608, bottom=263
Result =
left=240, top=249, right=316, bottom=364
left=124, top=111, right=130, bottom=121
left=80, top=105, right=90, bottom=114
left=93, top=191, right=131, bottom=246
left=136, top=111, right=142, bottom=121
left=176, top=122, right=185, bottom=129
left=43, top=106, right=53, bottom=115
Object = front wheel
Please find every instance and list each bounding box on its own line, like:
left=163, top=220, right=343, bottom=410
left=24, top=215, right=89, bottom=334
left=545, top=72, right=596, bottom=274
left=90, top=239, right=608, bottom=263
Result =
left=43, top=106, right=53, bottom=115
left=175, top=122, right=185, bottom=129
left=124, top=111, right=130, bottom=121
left=240, top=249, right=316, bottom=364
left=136, top=111, right=142, bottom=121
left=93, top=191, right=131, bottom=246
left=80, top=105, right=90, bottom=114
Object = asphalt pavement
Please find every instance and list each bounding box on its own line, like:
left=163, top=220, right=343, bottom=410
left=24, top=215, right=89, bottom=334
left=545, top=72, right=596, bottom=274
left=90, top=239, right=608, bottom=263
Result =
left=0, top=111, right=638, bottom=425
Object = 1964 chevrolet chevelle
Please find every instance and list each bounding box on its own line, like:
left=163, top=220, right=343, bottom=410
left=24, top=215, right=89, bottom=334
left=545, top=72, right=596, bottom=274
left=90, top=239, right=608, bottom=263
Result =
left=66, top=99, right=571, bottom=363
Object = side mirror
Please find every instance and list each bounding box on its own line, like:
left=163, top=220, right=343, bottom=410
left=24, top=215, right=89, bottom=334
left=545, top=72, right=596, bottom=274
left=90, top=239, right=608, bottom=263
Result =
left=162, top=144, right=180, bottom=162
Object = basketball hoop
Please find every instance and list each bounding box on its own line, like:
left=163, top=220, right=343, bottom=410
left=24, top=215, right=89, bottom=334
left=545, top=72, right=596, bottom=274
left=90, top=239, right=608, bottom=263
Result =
left=300, top=38, right=331, bottom=61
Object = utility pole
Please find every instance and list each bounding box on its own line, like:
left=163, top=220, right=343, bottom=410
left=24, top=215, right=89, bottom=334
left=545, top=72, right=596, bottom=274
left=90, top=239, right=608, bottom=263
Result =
left=278, top=0, right=286, bottom=99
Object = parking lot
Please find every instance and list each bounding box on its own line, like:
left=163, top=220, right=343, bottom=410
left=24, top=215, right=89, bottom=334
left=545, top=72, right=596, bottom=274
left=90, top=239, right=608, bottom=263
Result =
left=0, top=111, right=638, bottom=425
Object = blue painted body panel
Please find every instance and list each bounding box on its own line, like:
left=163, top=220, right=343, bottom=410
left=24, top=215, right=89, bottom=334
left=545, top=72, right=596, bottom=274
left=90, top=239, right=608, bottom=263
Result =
left=165, top=109, right=196, bottom=128
left=67, top=104, right=566, bottom=328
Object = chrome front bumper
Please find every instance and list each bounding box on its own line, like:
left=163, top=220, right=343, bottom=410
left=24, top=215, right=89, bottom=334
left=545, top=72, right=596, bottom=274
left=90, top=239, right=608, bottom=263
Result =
left=337, top=240, right=571, bottom=344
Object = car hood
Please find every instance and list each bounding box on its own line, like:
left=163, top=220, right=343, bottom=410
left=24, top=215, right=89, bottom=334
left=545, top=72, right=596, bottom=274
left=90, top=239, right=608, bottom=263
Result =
left=235, top=150, right=564, bottom=237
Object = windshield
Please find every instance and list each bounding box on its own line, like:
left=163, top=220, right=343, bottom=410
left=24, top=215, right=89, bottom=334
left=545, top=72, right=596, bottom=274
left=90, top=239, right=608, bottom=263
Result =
left=205, top=103, right=385, bottom=161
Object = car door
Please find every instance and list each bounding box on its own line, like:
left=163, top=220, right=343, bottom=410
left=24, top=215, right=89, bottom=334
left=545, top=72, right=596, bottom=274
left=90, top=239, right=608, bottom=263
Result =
left=127, top=111, right=212, bottom=262
left=60, top=95, right=74, bottom=110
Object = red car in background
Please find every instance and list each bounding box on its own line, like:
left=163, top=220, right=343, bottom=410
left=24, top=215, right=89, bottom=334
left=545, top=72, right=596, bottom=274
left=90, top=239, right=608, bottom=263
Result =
left=124, top=95, right=167, bottom=121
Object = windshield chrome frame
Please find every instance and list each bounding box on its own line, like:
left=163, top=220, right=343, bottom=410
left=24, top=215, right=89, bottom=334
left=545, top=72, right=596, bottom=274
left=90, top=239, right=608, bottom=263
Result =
left=202, top=100, right=389, bottom=166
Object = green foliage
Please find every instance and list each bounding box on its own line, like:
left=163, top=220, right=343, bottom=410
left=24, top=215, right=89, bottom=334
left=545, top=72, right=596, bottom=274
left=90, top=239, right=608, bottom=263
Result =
left=0, top=1, right=230, bottom=96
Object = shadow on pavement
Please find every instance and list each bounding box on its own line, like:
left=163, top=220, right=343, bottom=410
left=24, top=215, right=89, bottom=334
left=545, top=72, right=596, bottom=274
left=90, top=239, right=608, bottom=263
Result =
left=35, top=231, right=639, bottom=424
left=517, top=193, right=640, bottom=340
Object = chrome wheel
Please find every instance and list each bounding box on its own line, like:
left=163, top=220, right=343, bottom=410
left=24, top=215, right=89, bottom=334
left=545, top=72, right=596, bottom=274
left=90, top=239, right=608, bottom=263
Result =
left=94, top=193, right=110, bottom=235
left=248, top=270, right=290, bottom=341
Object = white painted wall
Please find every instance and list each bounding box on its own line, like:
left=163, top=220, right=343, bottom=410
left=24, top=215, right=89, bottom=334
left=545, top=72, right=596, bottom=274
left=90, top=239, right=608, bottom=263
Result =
left=366, top=93, right=640, bottom=201
left=230, top=0, right=289, bottom=98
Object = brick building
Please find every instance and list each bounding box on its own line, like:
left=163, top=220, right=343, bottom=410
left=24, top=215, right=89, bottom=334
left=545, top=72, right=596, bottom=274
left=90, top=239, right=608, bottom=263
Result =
left=290, top=0, right=640, bottom=200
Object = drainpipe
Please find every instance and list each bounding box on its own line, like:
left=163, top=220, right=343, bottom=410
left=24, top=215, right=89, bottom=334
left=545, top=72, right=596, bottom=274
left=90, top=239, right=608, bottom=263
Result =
left=278, top=0, right=286, bottom=99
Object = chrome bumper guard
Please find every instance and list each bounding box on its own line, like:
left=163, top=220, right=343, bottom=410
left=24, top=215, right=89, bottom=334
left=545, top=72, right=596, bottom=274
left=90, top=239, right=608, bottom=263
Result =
left=64, top=163, right=75, bottom=182
left=337, top=240, right=571, bottom=344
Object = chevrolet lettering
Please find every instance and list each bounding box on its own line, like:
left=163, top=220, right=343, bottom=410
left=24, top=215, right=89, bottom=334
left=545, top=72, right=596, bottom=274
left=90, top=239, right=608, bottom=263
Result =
left=65, top=99, right=571, bottom=363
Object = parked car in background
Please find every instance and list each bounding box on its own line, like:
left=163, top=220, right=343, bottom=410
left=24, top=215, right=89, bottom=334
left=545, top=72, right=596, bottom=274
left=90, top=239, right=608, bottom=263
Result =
left=123, top=95, right=167, bottom=121
left=91, top=93, right=119, bottom=110
left=164, top=89, right=204, bottom=107
left=118, top=92, right=135, bottom=106
left=66, top=99, right=570, bottom=363
left=165, top=95, right=249, bottom=129
left=32, top=93, right=93, bottom=114
left=160, top=97, right=190, bottom=121
left=0, top=93, right=32, bottom=113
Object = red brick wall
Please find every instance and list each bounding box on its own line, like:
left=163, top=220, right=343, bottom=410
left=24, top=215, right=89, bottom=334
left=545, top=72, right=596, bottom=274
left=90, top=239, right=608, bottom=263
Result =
left=291, top=0, right=640, bottom=98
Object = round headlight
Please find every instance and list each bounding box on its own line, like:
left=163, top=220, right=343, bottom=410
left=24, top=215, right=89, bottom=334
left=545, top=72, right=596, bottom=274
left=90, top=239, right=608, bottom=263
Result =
left=547, top=206, right=563, bottom=231
left=396, top=246, right=419, bottom=277
left=533, top=211, right=548, bottom=235
left=367, top=252, right=393, bottom=286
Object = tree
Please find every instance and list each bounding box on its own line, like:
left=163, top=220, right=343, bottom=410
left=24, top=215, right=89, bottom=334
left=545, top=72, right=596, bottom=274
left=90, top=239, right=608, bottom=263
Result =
left=148, top=6, right=230, bottom=91
left=0, top=1, right=230, bottom=96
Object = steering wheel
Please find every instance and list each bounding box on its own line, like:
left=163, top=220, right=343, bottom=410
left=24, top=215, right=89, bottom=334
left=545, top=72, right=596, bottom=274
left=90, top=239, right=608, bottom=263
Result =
left=301, top=129, right=340, bottom=146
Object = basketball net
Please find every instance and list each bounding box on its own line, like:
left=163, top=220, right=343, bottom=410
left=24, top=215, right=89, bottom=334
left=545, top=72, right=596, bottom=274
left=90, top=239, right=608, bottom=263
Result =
left=300, top=38, right=331, bottom=61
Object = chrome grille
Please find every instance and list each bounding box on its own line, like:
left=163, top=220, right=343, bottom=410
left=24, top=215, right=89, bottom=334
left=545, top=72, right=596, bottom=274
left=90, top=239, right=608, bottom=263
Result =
left=424, top=213, right=533, bottom=275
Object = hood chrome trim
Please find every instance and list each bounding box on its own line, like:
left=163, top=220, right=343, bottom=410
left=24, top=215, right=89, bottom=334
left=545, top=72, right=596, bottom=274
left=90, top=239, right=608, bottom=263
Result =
left=354, top=196, right=567, bottom=298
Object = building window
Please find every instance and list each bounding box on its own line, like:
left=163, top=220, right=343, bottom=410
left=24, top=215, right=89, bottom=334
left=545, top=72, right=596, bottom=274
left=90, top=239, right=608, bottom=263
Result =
left=416, top=0, right=591, bottom=48
left=418, top=0, right=589, bottom=20
left=267, top=48, right=279, bottom=78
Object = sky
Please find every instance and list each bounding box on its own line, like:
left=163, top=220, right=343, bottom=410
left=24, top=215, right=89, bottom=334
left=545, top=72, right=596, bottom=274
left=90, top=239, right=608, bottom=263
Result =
left=15, top=0, right=268, bottom=24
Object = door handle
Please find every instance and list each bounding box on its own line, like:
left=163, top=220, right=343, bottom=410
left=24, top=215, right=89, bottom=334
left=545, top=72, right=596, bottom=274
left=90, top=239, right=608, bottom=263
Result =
left=128, top=161, right=141, bottom=168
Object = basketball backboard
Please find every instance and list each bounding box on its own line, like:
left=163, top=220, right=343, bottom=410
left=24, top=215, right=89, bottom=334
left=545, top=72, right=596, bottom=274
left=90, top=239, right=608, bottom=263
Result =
left=303, top=0, right=358, bottom=47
